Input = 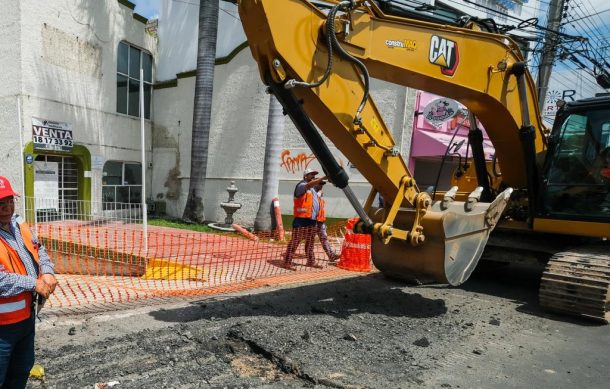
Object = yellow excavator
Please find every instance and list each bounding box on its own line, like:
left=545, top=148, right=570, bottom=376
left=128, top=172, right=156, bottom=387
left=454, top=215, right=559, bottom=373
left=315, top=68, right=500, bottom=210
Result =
left=236, top=0, right=610, bottom=322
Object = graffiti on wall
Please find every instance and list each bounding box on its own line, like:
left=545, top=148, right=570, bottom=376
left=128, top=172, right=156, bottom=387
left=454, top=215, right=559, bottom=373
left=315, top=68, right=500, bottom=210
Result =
left=280, top=149, right=356, bottom=176
left=280, top=150, right=316, bottom=173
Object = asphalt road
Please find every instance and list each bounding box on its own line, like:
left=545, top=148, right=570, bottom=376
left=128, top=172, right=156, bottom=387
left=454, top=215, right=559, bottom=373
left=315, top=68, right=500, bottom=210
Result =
left=29, top=263, right=609, bottom=388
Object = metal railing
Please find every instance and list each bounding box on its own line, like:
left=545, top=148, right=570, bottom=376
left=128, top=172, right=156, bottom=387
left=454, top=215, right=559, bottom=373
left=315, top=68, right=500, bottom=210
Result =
left=23, top=197, right=143, bottom=227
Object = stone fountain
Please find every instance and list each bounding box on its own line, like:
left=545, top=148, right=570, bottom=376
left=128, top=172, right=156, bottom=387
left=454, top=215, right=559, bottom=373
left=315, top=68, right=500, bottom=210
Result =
left=208, top=181, right=242, bottom=231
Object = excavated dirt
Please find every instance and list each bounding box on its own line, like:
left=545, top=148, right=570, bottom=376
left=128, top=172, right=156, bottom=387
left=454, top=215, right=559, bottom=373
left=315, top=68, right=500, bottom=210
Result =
left=28, top=264, right=610, bottom=388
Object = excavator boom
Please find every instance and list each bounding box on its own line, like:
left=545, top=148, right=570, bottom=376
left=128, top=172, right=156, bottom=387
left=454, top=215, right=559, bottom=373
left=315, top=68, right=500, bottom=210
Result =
left=239, top=0, right=546, bottom=186
left=237, top=0, right=610, bottom=323
left=236, top=0, right=542, bottom=285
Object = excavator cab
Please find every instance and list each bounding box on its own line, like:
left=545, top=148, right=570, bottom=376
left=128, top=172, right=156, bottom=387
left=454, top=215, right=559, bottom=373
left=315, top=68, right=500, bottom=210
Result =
left=540, top=96, right=610, bottom=222
left=535, top=97, right=610, bottom=323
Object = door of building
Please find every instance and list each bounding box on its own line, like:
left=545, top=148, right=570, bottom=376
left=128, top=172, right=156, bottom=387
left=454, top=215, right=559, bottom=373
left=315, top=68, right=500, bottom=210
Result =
left=34, top=155, right=79, bottom=220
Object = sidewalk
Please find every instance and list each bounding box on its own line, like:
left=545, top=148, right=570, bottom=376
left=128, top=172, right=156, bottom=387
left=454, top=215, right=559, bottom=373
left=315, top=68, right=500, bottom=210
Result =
left=36, top=221, right=362, bottom=314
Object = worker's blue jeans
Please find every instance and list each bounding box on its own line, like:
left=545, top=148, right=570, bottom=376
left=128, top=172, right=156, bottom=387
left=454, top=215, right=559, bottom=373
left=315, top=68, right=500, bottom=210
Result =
left=0, top=314, right=35, bottom=389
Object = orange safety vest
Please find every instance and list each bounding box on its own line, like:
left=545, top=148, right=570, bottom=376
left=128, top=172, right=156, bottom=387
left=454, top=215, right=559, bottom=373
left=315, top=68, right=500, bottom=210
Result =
left=294, top=188, right=315, bottom=219
left=0, top=222, right=40, bottom=325
left=293, top=185, right=326, bottom=222
left=317, top=196, right=326, bottom=222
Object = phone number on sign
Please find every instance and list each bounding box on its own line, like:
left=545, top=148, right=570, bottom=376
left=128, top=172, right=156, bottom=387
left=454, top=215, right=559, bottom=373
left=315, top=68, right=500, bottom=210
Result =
left=33, top=136, right=73, bottom=147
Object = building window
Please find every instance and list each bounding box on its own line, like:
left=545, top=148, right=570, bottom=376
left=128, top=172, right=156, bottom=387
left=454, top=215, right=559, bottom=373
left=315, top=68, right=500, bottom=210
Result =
left=102, top=161, right=142, bottom=209
left=117, top=41, right=152, bottom=119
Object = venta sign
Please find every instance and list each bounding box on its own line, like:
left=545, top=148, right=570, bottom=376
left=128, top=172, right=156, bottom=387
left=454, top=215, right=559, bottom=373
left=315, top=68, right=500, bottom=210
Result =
left=32, top=117, right=73, bottom=152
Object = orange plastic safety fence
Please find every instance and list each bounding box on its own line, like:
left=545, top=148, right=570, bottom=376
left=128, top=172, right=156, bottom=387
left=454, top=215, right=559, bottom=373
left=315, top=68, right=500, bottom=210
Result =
left=34, top=219, right=372, bottom=310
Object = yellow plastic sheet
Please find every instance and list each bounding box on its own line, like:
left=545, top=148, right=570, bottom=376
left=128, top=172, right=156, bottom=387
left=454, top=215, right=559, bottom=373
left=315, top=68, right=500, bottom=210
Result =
left=142, top=259, right=207, bottom=281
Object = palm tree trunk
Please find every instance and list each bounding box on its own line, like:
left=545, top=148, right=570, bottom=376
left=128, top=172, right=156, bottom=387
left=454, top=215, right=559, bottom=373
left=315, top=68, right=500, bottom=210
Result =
left=254, top=95, right=285, bottom=231
left=182, top=0, right=219, bottom=223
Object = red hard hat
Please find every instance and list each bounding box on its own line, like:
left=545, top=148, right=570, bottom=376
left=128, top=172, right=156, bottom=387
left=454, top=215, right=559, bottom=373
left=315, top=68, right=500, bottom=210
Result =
left=0, top=176, right=19, bottom=199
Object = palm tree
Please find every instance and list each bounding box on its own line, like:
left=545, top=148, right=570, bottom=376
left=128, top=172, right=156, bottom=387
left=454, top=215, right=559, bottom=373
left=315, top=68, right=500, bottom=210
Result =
left=254, top=94, right=285, bottom=231
left=182, top=0, right=219, bottom=222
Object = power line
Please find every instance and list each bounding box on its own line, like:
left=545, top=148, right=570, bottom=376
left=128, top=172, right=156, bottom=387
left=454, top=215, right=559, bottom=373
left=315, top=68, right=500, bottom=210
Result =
left=563, top=1, right=610, bottom=71
left=458, top=0, right=583, bottom=40
left=566, top=2, right=609, bottom=45
left=568, top=7, right=610, bottom=23
left=581, top=0, right=610, bottom=38
left=567, top=0, right=610, bottom=45
left=379, top=0, right=608, bottom=88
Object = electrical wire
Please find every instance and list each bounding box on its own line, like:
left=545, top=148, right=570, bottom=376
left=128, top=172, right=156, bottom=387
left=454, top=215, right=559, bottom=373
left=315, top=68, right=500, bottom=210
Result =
left=385, top=0, right=607, bottom=86
left=287, top=1, right=371, bottom=124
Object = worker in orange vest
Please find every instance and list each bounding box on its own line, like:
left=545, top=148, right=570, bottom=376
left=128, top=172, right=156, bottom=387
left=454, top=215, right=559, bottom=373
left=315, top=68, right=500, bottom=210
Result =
left=314, top=181, right=340, bottom=262
left=282, top=168, right=327, bottom=270
left=0, top=176, right=57, bottom=388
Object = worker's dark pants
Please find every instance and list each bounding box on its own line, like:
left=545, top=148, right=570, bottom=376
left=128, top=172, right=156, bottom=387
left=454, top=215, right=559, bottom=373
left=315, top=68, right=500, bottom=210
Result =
left=284, top=218, right=319, bottom=264
left=0, top=314, right=35, bottom=389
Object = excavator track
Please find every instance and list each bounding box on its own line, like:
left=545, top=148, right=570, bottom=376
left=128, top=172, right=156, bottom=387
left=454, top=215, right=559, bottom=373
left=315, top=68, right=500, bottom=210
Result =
left=539, top=246, right=610, bottom=323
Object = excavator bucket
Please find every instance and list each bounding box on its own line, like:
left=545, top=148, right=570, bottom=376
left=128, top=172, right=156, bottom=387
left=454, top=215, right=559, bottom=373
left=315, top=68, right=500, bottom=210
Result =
left=370, top=188, right=513, bottom=286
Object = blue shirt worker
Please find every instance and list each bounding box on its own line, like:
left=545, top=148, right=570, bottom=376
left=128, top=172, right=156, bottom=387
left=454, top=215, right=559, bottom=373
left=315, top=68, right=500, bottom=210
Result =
left=282, top=168, right=327, bottom=270
left=0, top=176, right=57, bottom=389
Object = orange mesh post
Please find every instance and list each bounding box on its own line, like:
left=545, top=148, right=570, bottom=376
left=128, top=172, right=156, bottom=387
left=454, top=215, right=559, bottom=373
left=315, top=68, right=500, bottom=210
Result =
left=232, top=224, right=259, bottom=241
left=272, top=197, right=285, bottom=241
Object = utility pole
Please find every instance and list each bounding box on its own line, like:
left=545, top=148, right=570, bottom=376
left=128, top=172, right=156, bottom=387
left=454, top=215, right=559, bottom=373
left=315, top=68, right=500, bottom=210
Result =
left=537, top=0, right=566, bottom=113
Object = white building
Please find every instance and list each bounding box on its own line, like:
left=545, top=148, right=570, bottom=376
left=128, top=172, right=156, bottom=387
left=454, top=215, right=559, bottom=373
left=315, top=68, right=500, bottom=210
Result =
left=0, top=0, right=155, bottom=220
left=153, top=0, right=413, bottom=222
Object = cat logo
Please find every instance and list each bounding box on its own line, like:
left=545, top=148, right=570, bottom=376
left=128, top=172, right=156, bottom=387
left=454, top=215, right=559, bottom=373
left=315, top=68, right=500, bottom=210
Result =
left=429, top=35, right=459, bottom=76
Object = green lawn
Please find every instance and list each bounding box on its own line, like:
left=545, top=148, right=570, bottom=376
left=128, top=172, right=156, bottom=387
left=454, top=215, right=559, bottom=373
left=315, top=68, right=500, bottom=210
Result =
left=148, top=218, right=221, bottom=233
left=148, top=216, right=347, bottom=233
left=281, top=215, right=346, bottom=228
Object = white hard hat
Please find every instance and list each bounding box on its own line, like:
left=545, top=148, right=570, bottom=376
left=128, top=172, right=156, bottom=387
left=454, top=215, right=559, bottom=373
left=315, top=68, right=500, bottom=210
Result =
left=303, top=168, right=319, bottom=177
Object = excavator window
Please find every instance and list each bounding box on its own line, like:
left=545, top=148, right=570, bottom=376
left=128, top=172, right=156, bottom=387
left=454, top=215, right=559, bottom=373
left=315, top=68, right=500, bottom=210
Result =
left=542, top=108, right=610, bottom=219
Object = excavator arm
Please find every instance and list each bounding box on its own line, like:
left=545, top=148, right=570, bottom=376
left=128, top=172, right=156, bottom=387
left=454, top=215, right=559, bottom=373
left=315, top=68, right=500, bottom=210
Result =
left=237, top=0, right=542, bottom=285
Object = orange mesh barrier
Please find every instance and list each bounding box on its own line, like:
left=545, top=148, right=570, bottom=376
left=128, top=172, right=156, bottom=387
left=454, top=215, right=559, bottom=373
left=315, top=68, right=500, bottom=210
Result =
left=35, top=220, right=366, bottom=311
left=338, top=233, right=372, bottom=272
left=337, top=218, right=372, bottom=272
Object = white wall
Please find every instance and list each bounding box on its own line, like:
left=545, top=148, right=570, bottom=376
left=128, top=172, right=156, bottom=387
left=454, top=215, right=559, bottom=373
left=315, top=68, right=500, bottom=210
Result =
left=156, top=0, right=246, bottom=82
left=0, top=1, right=24, bottom=196
left=1, top=0, right=157, bottom=205
left=153, top=45, right=415, bottom=223
left=0, top=96, right=25, bottom=198
left=0, top=1, right=22, bottom=99
left=154, top=0, right=419, bottom=222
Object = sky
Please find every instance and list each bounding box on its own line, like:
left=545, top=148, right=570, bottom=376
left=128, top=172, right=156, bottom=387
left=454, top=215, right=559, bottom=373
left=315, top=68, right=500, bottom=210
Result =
left=538, top=0, right=610, bottom=99
left=131, top=0, right=161, bottom=20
